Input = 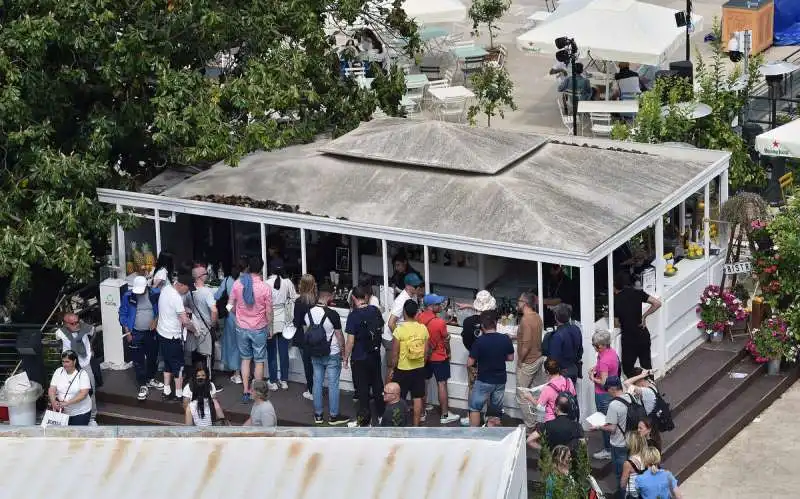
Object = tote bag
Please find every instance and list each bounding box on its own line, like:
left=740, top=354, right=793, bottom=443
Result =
left=41, top=409, right=70, bottom=427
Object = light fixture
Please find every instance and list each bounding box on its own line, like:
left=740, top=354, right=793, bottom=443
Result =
left=554, top=36, right=579, bottom=136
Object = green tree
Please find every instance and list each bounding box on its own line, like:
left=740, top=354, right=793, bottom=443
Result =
left=611, top=18, right=766, bottom=191
left=0, top=0, right=418, bottom=314
left=467, top=65, right=517, bottom=127
left=469, top=0, right=511, bottom=50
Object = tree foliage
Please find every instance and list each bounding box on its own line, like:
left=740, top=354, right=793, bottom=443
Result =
left=0, top=0, right=418, bottom=310
left=467, top=64, right=517, bottom=127
left=469, top=0, right=511, bottom=50
left=611, top=18, right=766, bottom=191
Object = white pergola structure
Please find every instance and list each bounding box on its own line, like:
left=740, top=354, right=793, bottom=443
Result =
left=97, top=119, right=730, bottom=417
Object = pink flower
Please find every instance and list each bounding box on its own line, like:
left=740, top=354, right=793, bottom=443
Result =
left=697, top=321, right=707, bottom=329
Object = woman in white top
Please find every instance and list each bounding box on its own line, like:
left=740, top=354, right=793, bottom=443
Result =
left=184, top=366, right=225, bottom=427
left=48, top=350, right=93, bottom=426
left=150, top=252, right=174, bottom=288
left=265, top=259, right=297, bottom=391
left=621, top=432, right=649, bottom=498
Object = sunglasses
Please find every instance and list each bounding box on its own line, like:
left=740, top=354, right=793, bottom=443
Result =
left=64, top=320, right=79, bottom=326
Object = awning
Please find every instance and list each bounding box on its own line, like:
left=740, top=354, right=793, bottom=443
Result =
left=755, top=118, right=800, bottom=158
left=515, top=0, right=703, bottom=66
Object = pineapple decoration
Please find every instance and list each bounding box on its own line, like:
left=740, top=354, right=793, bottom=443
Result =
left=126, top=242, right=136, bottom=275
left=142, top=243, right=155, bottom=275
left=132, top=242, right=145, bottom=274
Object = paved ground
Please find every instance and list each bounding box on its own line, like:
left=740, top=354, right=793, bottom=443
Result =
left=681, top=380, right=800, bottom=498
left=448, top=0, right=799, bottom=132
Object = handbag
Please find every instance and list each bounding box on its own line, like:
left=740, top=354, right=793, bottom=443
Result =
left=41, top=409, right=70, bottom=427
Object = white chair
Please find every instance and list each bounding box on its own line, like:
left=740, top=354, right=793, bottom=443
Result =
left=589, top=112, right=614, bottom=137
left=405, top=85, right=425, bottom=107
left=440, top=69, right=454, bottom=85
left=344, top=66, right=366, bottom=78
left=557, top=97, right=577, bottom=135
left=435, top=97, right=467, bottom=123
left=452, top=40, right=475, bottom=49
left=424, top=80, right=450, bottom=110
left=402, top=99, right=421, bottom=118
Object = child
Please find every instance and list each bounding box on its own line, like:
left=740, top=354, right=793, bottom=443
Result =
left=245, top=380, right=278, bottom=427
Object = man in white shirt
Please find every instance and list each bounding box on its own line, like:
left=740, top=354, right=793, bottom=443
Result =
left=157, top=274, right=195, bottom=401
left=56, top=313, right=97, bottom=424
left=386, top=273, right=423, bottom=380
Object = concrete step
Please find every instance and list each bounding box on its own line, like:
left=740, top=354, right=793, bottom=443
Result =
left=663, top=365, right=799, bottom=483
left=96, top=402, right=184, bottom=426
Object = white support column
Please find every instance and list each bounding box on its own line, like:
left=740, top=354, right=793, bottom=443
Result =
left=423, top=245, right=431, bottom=294
left=110, top=226, right=117, bottom=273
left=578, top=265, right=596, bottom=419
left=477, top=254, right=486, bottom=289
left=381, top=239, right=390, bottom=309
left=536, top=261, right=544, bottom=319
left=704, top=183, right=711, bottom=280
left=607, top=254, right=616, bottom=350
left=678, top=201, right=686, bottom=235
left=260, top=223, right=267, bottom=276
left=300, top=228, right=307, bottom=275
left=719, top=171, right=730, bottom=249
left=116, top=205, right=125, bottom=273
left=350, top=236, right=359, bottom=285
left=154, top=208, right=162, bottom=256
left=655, top=218, right=665, bottom=295
left=654, top=217, right=666, bottom=374
left=720, top=171, right=729, bottom=205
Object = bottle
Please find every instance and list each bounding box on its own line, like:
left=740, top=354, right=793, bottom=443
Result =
left=217, top=263, right=225, bottom=281
left=207, top=264, right=214, bottom=280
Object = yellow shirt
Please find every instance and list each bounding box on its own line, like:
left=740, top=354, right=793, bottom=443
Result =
left=393, top=321, right=429, bottom=371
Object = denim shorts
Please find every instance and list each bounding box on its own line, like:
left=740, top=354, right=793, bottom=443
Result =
left=468, top=379, right=505, bottom=413
left=237, top=326, right=267, bottom=362
left=159, top=337, right=184, bottom=375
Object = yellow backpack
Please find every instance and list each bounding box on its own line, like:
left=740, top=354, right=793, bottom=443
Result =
left=406, top=328, right=426, bottom=361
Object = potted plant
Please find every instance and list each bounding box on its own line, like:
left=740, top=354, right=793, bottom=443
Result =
left=468, top=0, right=511, bottom=56
left=467, top=65, right=517, bottom=127
left=747, top=316, right=797, bottom=375
left=696, top=285, right=748, bottom=343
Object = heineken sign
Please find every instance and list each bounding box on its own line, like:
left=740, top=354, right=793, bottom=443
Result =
left=761, top=139, right=792, bottom=157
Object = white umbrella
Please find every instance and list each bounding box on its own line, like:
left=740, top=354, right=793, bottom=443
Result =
left=401, top=0, right=467, bottom=24
left=516, top=0, right=703, bottom=66
left=755, top=118, right=800, bottom=158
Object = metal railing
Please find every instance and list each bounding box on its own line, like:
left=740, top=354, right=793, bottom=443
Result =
left=746, top=48, right=800, bottom=127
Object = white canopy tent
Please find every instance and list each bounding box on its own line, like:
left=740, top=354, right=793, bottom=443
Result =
left=401, top=0, right=467, bottom=24
left=755, top=118, right=800, bottom=158
left=516, top=0, right=702, bottom=66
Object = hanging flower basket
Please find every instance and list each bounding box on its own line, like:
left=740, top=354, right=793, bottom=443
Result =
left=746, top=316, right=798, bottom=369
left=696, top=285, right=749, bottom=341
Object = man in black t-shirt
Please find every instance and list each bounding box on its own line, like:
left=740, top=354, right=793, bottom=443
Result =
left=613, top=272, right=662, bottom=377
left=344, top=287, right=385, bottom=426
left=527, top=396, right=584, bottom=451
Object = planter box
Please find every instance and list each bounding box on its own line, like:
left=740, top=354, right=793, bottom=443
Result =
left=722, top=0, right=774, bottom=55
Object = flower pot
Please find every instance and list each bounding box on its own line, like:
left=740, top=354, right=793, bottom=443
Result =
left=767, top=358, right=781, bottom=375
left=709, top=331, right=724, bottom=343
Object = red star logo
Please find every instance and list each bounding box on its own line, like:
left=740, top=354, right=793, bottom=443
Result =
left=773, top=140, right=780, bottom=148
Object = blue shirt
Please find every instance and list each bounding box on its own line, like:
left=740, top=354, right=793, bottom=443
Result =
left=636, top=469, right=678, bottom=499
left=558, top=74, right=592, bottom=101
left=344, top=305, right=383, bottom=362
left=469, top=332, right=514, bottom=385
left=549, top=323, right=582, bottom=376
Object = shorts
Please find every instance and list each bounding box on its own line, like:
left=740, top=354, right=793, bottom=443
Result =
left=159, top=337, right=184, bottom=375
left=425, top=360, right=451, bottom=382
left=394, top=367, right=426, bottom=399
left=469, top=379, right=505, bottom=414
left=237, top=326, right=267, bottom=362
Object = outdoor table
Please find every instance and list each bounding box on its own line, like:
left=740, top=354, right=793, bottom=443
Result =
left=578, top=100, right=639, bottom=114
left=420, top=26, right=449, bottom=41
left=661, top=102, right=712, bottom=119
left=429, top=85, right=475, bottom=101
left=405, top=74, right=429, bottom=90
left=451, top=45, right=488, bottom=60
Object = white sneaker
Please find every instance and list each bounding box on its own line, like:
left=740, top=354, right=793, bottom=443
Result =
left=302, top=390, right=313, bottom=401
left=279, top=381, right=289, bottom=390
left=420, top=410, right=427, bottom=423
left=147, top=379, right=164, bottom=389
left=440, top=412, right=460, bottom=425
left=425, top=404, right=434, bottom=412
left=230, top=374, right=243, bottom=385
left=267, top=381, right=279, bottom=391
left=460, top=416, right=470, bottom=427
left=137, top=386, right=149, bottom=401
left=592, top=449, right=612, bottom=460
left=88, top=420, right=98, bottom=427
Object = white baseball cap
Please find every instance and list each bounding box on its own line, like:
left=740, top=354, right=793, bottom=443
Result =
left=131, top=276, right=147, bottom=294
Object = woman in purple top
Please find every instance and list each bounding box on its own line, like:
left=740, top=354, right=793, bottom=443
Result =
left=588, top=329, right=620, bottom=460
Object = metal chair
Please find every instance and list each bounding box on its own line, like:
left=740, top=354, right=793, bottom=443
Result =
left=435, top=97, right=467, bottom=123
left=344, top=66, right=366, bottom=79
left=779, top=172, right=794, bottom=201
left=462, top=56, right=485, bottom=86
left=589, top=113, right=614, bottom=137
left=419, top=65, right=442, bottom=80
left=556, top=97, right=576, bottom=134
left=424, top=80, right=450, bottom=110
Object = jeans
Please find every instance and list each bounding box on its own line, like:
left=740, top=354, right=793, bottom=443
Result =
left=130, top=329, right=159, bottom=386
left=611, top=445, right=629, bottom=497
left=469, top=380, right=505, bottom=414
left=595, top=392, right=612, bottom=451
left=236, top=326, right=267, bottom=362
left=352, top=353, right=384, bottom=425
left=294, top=339, right=314, bottom=392
left=312, top=354, right=342, bottom=416
left=516, top=357, right=547, bottom=429
left=266, top=333, right=289, bottom=382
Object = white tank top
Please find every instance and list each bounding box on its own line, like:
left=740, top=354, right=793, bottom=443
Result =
left=190, top=399, right=213, bottom=427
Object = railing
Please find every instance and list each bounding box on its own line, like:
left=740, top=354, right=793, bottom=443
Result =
left=746, top=48, right=800, bottom=127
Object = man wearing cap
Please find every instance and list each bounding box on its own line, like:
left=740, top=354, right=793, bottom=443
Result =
left=56, top=312, right=98, bottom=423
left=459, top=291, right=496, bottom=422
left=119, top=276, right=163, bottom=400
left=418, top=294, right=460, bottom=425
left=388, top=299, right=429, bottom=426
left=593, top=376, right=632, bottom=492
left=386, top=272, right=423, bottom=380
left=157, top=273, right=196, bottom=401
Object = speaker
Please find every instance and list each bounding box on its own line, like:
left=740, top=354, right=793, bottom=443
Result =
left=669, top=60, right=694, bottom=85
left=15, top=328, right=42, bottom=356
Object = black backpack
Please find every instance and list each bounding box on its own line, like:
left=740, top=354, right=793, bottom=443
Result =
left=647, top=386, right=675, bottom=432
left=613, top=395, right=648, bottom=433
left=548, top=382, right=580, bottom=422
left=358, top=306, right=384, bottom=354
left=305, top=308, right=333, bottom=358
left=541, top=329, right=554, bottom=357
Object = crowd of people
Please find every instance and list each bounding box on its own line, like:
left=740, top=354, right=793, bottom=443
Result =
left=45, top=250, right=683, bottom=497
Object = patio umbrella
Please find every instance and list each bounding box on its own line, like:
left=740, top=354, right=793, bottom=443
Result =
left=401, top=0, right=467, bottom=24
left=515, top=0, right=703, bottom=66
left=755, top=118, right=800, bottom=158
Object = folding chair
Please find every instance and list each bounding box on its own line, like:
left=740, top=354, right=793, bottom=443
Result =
left=435, top=96, right=467, bottom=123
left=779, top=172, right=794, bottom=201
left=589, top=112, right=614, bottom=137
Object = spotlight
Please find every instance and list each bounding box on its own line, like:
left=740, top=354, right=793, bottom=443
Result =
left=555, top=36, right=571, bottom=50
left=727, top=36, right=742, bottom=63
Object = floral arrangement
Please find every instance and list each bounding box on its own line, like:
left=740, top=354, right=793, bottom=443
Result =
left=696, top=285, right=749, bottom=335
left=750, top=219, right=783, bottom=306
left=746, top=316, right=798, bottom=362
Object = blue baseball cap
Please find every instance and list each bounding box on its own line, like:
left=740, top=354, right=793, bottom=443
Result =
left=423, top=294, right=446, bottom=306
left=404, top=273, right=423, bottom=287
left=603, top=376, right=623, bottom=391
